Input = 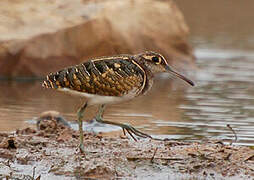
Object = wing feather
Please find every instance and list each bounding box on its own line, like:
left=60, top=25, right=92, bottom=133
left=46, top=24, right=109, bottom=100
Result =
left=42, top=56, right=146, bottom=97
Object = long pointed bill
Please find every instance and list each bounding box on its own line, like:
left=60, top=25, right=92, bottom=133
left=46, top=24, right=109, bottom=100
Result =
left=165, top=65, right=195, bottom=86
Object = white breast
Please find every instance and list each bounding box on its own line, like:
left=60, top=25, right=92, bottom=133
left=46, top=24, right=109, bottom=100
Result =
left=58, top=88, right=136, bottom=105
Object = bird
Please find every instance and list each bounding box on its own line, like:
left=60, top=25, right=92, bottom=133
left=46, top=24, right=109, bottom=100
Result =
left=42, top=51, right=194, bottom=153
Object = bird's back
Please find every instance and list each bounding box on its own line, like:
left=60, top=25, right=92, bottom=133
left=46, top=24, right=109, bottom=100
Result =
left=42, top=55, right=147, bottom=97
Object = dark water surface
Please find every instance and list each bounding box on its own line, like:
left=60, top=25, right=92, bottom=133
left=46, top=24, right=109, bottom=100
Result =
left=1, top=0, right=254, bottom=146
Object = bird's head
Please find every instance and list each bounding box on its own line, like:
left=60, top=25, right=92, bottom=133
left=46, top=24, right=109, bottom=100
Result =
left=136, top=51, right=194, bottom=86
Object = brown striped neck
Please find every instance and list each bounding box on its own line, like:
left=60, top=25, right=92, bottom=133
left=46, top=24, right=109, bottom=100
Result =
left=131, top=56, right=154, bottom=95
left=132, top=54, right=155, bottom=79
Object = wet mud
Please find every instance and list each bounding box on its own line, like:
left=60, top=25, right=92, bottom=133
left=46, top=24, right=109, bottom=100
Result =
left=0, top=117, right=254, bottom=180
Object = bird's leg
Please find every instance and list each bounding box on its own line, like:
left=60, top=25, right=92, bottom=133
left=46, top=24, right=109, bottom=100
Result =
left=77, top=101, right=88, bottom=153
left=95, top=104, right=153, bottom=141
left=95, top=104, right=106, bottom=120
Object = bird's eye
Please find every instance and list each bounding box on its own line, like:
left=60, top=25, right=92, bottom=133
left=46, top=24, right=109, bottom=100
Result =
left=152, top=56, right=160, bottom=64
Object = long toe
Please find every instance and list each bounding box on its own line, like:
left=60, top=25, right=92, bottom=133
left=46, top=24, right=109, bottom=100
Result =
left=121, top=123, right=153, bottom=140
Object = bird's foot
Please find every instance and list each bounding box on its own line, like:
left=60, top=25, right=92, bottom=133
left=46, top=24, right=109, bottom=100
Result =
left=120, top=123, right=153, bottom=141
left=94, top=116, right=154, bottom=141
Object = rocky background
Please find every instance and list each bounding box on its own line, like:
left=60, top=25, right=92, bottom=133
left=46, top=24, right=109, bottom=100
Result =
left=0, top=0, right=195, bottom=78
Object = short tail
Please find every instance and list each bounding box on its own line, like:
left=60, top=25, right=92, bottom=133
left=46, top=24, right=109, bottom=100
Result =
left=42, top=73, right=61, bottom=89
left=42, top=79, right=53, bottom=88
left=42, top=66, right=83, bottom=90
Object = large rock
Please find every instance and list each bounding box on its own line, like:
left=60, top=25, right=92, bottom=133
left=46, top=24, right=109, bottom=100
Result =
left=0, top=0, right=195, bottom=78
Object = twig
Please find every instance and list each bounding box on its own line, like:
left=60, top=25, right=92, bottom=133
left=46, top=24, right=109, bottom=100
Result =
left=127, top=156, right=183, bottom=161
left=32, top=167, right=36, bottom=179
left=244, top=154, right=254, bottom=162
left=150, top=147, right=158, bottom=163
left=227, top=124, right=237, bottom=145
left=224, top=153, right=232, bottom=161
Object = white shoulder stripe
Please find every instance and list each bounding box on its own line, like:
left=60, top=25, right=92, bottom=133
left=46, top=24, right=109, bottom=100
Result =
left=131, top=60, right=147, bottom=95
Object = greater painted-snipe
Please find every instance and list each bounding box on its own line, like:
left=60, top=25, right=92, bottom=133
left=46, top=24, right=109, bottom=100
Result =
left=42, top=51, right=194, bottom=153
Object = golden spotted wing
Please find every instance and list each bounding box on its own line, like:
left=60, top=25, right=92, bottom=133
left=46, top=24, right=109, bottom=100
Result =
left=42, top=56, right=146, bottom=97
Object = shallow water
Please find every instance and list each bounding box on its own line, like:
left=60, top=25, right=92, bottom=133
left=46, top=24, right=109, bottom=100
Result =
left=1, top=0, right=254, bottom=146
left=0, top=48, right=254, bottom=146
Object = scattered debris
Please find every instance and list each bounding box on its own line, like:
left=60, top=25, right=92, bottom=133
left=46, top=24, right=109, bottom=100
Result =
left=150, top=147, right=158, bottom=163
left=0, top=116, right=253, bottom=179
left=227, top=124, right=238, bottom=145
left=36, top=111, right=70, bottom=131
left=0, top=137, right=16, bottom=149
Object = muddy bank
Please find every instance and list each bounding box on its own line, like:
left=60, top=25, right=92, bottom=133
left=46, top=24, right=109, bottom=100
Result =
left=0, top=118, right=253, bottom=180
